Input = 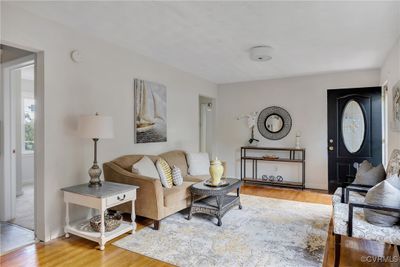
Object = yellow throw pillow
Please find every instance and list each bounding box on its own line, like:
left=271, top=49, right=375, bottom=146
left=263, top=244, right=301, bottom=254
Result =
left=156, top=158, right=173, bottom=188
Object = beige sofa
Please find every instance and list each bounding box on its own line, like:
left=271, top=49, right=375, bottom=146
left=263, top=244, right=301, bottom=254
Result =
left=103, top=150, right=225, bottom=229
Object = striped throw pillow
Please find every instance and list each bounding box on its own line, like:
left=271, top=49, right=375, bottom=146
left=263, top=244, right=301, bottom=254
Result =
left=171, top=165, right=183, bottom=186
left=156, top=158, right=173, bottom=188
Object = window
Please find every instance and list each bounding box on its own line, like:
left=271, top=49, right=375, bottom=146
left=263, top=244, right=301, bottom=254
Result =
left=22, top=95, right=35, bottom=153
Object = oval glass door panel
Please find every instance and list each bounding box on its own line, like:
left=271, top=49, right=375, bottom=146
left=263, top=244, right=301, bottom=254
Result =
left=342, top=100, right=365, bottom=153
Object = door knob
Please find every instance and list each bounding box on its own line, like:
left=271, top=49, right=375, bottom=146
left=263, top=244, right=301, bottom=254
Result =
left=329, top=146, right=334, bottom=151
left=12, top=149, right=16, bottom=154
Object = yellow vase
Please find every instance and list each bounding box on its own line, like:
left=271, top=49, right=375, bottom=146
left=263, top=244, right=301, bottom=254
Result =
left=210, top=158, right=224, bottom=186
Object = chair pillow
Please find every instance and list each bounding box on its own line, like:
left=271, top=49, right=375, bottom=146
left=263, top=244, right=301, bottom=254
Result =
left=386, top=174, right=400, bottom=190
left=156, top=158, right=173, bottom=188
left=132, top=156, right=159, bottom=179
left=186, top=152, right=210, bottom=175
left=356, top=160, right=373, bottom=174
left=364, top=180, right=400, bottom=227
left=171, top=165, right=183, bottom=186
left=353, top=161, right=386, bottom=186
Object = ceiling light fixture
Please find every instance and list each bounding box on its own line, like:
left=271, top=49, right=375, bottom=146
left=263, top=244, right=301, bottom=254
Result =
left=249, top=46, right=273, bottom=62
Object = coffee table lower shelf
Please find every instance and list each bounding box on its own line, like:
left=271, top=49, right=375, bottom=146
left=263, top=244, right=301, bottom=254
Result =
left=188, top=194, right=242, bottom=226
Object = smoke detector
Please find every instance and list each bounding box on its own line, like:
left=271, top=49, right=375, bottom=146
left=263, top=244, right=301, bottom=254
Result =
left=249, top=46, right=273, bottom=62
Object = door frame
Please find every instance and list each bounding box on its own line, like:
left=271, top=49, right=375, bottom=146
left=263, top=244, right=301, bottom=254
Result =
left=1, top=55, right=35, bottom=222
left=199, top=95, right=216, bottom=159
left=381, top=82, right=389, bottom=166
left=0, top=43, right=45, bottom=241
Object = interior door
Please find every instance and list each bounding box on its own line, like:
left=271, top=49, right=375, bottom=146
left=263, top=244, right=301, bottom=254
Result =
left=327, top=87, right=382, bottom=194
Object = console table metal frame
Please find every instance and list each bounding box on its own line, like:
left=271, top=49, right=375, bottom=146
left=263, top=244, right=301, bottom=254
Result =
left=241, top=146, right=306, bottom=189
left=188, top=178, right=242, bottom=226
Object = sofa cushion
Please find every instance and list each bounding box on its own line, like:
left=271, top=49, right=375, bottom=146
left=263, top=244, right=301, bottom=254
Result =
left=113, top=154, right=160, bottom=171
left=364, top=180, right=400, bottom=226
left=156, top=158, right=174, bottom=188
left=186, top=152, right=210, bottom=175
left=353, top=161, right=386, bottom=186
left=163, top=181, right=193, bottom=207
left=132, top=156, right=160, bottom=179
left=159, top=150, right=189, bottom=176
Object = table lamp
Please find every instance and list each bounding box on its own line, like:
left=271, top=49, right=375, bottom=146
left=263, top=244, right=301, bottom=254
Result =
left=78, top=113, right=114, bottom=187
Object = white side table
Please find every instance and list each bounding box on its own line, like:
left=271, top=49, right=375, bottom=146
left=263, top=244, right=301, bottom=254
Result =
left=61, top=181, right=138, bottom=250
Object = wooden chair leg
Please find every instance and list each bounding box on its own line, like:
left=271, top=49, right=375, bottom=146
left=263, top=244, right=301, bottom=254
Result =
left=334, top=234, right=341, bottom=267
left=154, top=220, right=161, bottom=230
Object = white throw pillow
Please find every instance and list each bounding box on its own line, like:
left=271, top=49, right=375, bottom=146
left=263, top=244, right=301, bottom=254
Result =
left=186, top=152, right=210, bottom=175
left=132, top=156, right=159, bottom=179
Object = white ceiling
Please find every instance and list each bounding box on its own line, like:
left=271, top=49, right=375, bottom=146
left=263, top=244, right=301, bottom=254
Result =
left=11, top=1, right=400, bottom=84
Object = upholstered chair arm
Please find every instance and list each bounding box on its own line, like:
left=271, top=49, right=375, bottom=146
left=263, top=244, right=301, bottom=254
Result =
left=349, top=184, right=374, bottom=188
left=103, top=162, right=164, bottom=219
left=347, top=202, right=400, bottom=237
left=344, top=187, right=369, bottom=204
left=341, top=183, right=373, bottom=203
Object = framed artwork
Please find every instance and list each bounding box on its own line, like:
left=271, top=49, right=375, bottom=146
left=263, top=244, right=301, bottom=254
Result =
left=134, top=79, right=167, bottom=143
left=393, top=81, right=400, bottom=131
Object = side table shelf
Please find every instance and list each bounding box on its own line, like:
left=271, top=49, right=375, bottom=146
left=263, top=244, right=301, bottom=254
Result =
left=65, top=219, right=134, bottom=244
left=240, top=146, right=306, bottom=189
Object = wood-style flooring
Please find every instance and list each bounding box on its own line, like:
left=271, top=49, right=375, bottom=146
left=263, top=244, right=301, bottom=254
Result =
left=1, top=184, right=398, bottom=267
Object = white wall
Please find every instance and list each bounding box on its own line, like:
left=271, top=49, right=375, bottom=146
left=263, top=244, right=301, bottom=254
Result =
left=1, top=4, right=217, bottom=241
left=381, top=37, right=400, bottom=153
left=216, top=70, right=380, bottom=190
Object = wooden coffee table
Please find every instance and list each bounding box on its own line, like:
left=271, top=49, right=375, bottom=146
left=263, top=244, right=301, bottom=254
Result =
left=188, top=178, right=242, bottom=226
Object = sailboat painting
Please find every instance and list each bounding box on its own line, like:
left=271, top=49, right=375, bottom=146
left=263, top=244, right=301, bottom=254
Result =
left=134, top=79, right=167, bottom=143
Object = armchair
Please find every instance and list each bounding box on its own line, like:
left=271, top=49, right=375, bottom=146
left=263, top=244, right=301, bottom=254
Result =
left=332, top=149, right=400, bottom=267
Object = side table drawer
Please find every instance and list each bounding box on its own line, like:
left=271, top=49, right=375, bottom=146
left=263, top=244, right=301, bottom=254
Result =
left=106, top=191, right=135, bottom=207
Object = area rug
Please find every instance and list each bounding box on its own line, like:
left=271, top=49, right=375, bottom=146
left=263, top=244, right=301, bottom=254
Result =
left=113, top=194, right=332, bottom=267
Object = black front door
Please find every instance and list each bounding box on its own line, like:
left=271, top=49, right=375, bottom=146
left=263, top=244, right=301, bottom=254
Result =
left=327, top=87, right=382, bottom=194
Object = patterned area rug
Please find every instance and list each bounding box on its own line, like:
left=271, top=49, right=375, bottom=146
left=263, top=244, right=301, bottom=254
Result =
left=113, top=194, right=332, bottom=267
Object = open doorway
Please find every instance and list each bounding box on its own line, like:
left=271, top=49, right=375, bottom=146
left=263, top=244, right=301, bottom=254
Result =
left=199, top=95, right=216, bottom=159
left=0, top=44, right=36, bottom=254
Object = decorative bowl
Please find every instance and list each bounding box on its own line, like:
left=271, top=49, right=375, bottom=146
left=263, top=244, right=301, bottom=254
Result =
left=89, top=212, right=122, bottom=232
left=204, top=178, right=229, bottom=187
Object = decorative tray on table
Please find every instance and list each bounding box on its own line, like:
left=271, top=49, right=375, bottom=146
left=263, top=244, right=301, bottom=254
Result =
left=204, top=178, right=229, bottom=187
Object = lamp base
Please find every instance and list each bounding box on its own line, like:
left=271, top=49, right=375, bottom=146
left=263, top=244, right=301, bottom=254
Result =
left=88, top=163, right=102, bottom=187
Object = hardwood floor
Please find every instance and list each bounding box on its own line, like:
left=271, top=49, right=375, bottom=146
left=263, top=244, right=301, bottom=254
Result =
left=1, top=184, right=398, bottom=267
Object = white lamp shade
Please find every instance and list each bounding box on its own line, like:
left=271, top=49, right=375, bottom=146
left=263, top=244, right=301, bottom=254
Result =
left=78, top=114, right=114, bottom=139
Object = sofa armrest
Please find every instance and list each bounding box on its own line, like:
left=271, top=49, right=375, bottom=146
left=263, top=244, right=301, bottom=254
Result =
left=103, top=162, right=164, bottom=219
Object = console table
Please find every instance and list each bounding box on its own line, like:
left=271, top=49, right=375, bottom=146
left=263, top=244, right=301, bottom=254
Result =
left=240, top=146, right=305, bottom=189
